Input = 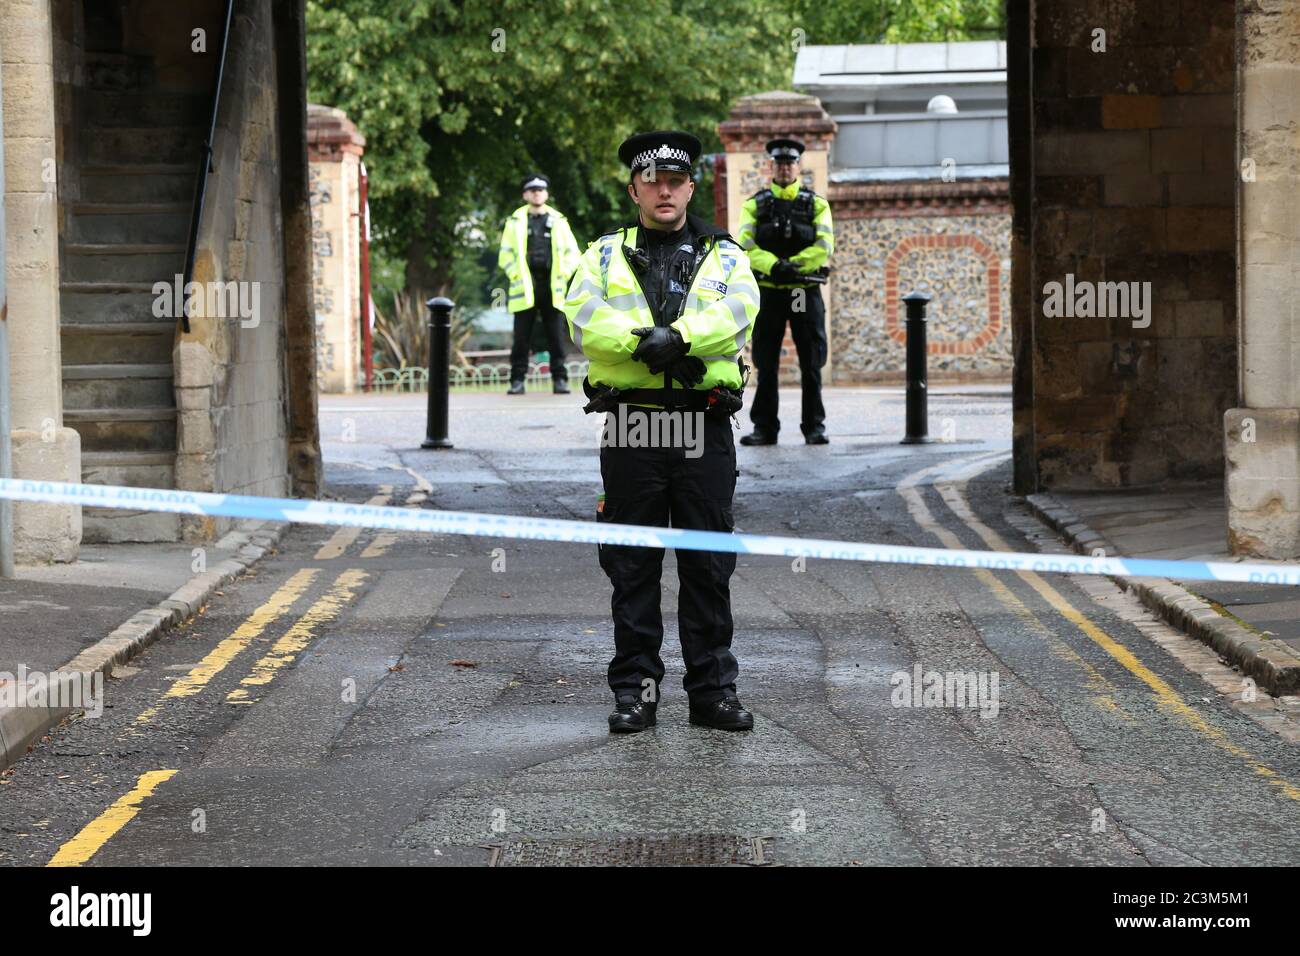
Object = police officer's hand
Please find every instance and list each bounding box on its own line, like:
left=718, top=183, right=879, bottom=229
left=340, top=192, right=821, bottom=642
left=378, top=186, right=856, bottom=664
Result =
left=769, top=259, right=802, bottom=284
left=666, top=355, right=706, bottom=388
left=630, top=326, right=688, bottom=373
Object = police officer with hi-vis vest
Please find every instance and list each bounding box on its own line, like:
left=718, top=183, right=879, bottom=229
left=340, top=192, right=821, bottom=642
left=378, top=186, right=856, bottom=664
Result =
left=737, top=138, right=835, bottom=445
left=498, top=173, right=582, bottom=394
left=563, top=131, right=760, bottom=734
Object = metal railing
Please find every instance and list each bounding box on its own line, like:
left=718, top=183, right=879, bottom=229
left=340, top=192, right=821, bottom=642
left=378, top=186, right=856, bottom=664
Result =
left=372, top=360, right=590, bottom=394
left=180, top=0, right=235, bottom=334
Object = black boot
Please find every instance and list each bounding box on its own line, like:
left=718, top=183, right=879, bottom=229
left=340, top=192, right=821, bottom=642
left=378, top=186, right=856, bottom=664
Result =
left=553, top=379, right=571, bottom=395
left=689, top=696, right=754, bottom=731
left=608, top=696, right=657, bottom=734
left=804, top=430, right=829, bottom=445
left=507, top=380, right=526, bottom=395
left=739, top=430, right=777, bottom=446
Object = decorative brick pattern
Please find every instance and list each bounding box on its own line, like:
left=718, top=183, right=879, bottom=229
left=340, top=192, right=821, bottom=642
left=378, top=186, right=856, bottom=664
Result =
left=829, top=201, right=1011, bottom=381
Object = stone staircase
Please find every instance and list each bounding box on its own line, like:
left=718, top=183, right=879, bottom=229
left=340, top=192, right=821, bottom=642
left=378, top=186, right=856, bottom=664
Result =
left=62, top=52, right=208, bottom=542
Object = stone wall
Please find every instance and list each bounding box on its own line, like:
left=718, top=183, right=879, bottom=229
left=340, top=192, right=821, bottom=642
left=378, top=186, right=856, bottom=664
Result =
left=1024, top=0, right=1237, bottom=490
left=1224, top=0, right=1300, bottom=558
left=828, top=180, right=1011, bottom=383
left=175, top=0, right=290, bottom=537
left=3, top=0, right=81, bottom=562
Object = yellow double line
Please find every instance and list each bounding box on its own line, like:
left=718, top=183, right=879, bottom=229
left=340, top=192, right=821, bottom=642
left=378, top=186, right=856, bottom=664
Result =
left=901, top=452, right=1300, bottom=802
left=57, top=564, right=370, bottom=865
left=52, top=476, right=432, bottom=865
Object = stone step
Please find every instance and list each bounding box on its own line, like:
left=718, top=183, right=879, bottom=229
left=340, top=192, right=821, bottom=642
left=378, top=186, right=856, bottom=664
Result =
left=62, top=363, right=174, bottom=410
left=84, top=52, right=153, bottom=93
left=83, top=90, right=210, bottom=129
left=63, top=243, right=186, bottom=283
left=80, top=165, right=195, bottom=203
left=86, top=126, right=203, bottom=165
left=68, top=202, right=191, bottom=244
left=64, top=407, right=177, bottom=453
left=80, top=451, right=180, bottom=544
left=60, top=322, right=175, bottom=365
left=60, top=289, right=163, bottom=324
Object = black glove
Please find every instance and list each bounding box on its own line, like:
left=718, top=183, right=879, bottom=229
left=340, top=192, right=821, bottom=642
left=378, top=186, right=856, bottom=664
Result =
left=665, top=355, right=706, bottom=388
left=630, top=326, right=688, bottom=373
left=769, top=259, right=802, bottom=284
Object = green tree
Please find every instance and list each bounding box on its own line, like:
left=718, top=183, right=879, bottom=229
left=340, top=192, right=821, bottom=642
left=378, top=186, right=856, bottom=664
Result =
left=785, top=0, right=1004, bottom=45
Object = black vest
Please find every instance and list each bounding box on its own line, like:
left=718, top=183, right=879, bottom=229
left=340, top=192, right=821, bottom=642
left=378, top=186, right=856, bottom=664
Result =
left=526, top=212, right=552, bottom=272
left=625, top=220, right=705, bottom=327
left=751, top=187, right=817, bottom=260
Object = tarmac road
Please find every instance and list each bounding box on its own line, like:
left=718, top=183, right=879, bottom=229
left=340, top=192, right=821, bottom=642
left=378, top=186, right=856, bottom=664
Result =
left=1, top=387, right=1297, bottom=867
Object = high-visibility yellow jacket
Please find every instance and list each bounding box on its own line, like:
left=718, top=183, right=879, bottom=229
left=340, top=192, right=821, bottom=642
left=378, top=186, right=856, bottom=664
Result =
left=563, top=214, right=759, bottom=391
left=498, top=204, right=581, bottom=312
left=737, top=181, right=834, bottom=290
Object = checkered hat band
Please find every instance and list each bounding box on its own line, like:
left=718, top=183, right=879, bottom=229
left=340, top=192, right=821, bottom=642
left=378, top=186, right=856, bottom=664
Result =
left=632, top=146, right=691, bottom=169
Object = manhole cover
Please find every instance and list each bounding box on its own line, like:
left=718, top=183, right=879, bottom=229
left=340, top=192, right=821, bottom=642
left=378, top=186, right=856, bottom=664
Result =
left=485, top=834, right=774, bottom=867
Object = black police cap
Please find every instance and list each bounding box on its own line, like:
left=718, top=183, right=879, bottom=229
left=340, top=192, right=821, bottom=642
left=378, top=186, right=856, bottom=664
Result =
left=618, top=131, right=702, bottom=175
left=520, top=173, right=550, bottom=192
left=766, top=138, right=806, bottom=162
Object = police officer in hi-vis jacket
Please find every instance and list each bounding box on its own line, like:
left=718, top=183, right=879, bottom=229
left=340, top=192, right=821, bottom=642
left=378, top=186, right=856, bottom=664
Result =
left=563, top=131, right=760, bottom=734
left=737, top=138, right=835, bottom=445
left=498, top=173, right=581, bottom=394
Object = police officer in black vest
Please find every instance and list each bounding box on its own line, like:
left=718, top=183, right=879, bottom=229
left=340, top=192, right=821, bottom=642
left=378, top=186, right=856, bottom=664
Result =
left=737, top=139, right=835, bottom=445
left=562, top=131, right=761, bottom=734
left=498, top=174, right=581, bottom=394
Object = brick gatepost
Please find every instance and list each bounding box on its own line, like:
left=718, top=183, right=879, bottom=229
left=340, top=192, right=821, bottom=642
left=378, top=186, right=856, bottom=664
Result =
left=306, top=105, right=366, bottom=394
left=718, top=92, right=837, bottom=385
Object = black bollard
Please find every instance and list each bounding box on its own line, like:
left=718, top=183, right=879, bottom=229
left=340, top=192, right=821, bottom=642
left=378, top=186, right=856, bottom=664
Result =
left=900, top=290, right=933, bottom=445
left=421, top=296, right=455, bottom=449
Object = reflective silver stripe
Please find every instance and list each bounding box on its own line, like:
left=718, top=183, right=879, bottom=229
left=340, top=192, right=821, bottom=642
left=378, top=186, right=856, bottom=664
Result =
left=732, top=283, right=759, bottom=307
left=727, top=297, right=751, bottom=351
left=703, top=353, right=736, bottom=362
left=726, top=297, right=749, bottom=325
left=607, top=292, right=643, bottom=311
left=816, top=225, right=832, bottom=235
left=573, top=279, right=604, bottom=299
left=572, top=297, right=602, bottom=328
left=572, top=292, right=646, bottom=329
left=813, top=238, right=832, bottom=252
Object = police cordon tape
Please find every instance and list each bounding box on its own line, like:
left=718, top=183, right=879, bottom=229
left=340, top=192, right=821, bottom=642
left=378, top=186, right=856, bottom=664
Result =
left=4, top=477, right=1300, bottom=586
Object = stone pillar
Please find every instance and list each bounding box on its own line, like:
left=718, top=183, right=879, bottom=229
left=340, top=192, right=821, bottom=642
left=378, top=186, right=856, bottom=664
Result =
left=2, top=0, right=80, bottom=562
left=1225, top=1, right=1300, bottom=558
left=718, top=92, right=836, bottom=381
left=306, top=104, right=364, bottom=394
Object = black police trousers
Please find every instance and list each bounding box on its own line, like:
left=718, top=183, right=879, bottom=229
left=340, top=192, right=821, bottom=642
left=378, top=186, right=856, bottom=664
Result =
left=596, top=411, right=739, bottom=704
left=749, top=284, right=827, bottom=437
left=509, top=267, right=570, bottom=385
